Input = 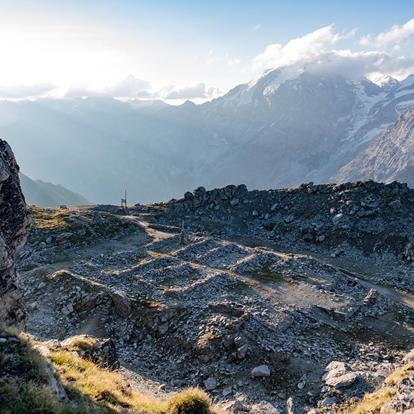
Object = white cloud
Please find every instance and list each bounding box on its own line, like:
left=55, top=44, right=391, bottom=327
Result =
left=252, top=24, right=414, bottom=82
left=106, top=75, right=152, bottom=98
left=162, top=83, right=212, bottom=100
left=306, top=50, right=414, bottom=80
left=252, top=25, right=347, bottom=73
left=0, top=83, right=56, bottom=99
left=360, top=18, right=414, bottom=48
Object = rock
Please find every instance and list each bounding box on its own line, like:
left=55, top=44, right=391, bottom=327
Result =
left=62, top=303, right=74, bottom=315
left=403, top=349, right=414, bottom=363
left=223, top=399, right=247, bottom=413
left=251, top=364, right=271, bottom=378
left=286, top=397, right=295, bottom=414
left=110, top=290, right=131, bottom=318
left=236, top=344, right=249, bottom=360
left=320, top=396, right=337, bottom=408
left=325, top=372, right=359, bottom=389
left=222, top=386, right=232, bottom=397
left=203, top=377, right=217, bottom=390
left=90, top=337, right=120, bottom=369
left=0, top=139, right=30, bottom=329
left=62, top=335, right=120, bottom=369
left=363, top=288, right=378, bottom=305
left=303, top=233, right=313, bottom=242
left=251, top=401, right=280, bottom=414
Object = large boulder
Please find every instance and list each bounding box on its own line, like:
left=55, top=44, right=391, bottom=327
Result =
left=0, top=139, right=30, bottom=329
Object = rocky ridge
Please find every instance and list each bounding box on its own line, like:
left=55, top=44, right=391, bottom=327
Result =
left=0, top=139, right=29, bottom=329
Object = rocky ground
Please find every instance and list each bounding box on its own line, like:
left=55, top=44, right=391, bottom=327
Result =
left=16, top=181, right=414, bottom=413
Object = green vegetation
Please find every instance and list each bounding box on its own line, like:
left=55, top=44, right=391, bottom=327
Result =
left=251, top=265, right=283, bottom=283
left=0, top=329, right=224, bottom=414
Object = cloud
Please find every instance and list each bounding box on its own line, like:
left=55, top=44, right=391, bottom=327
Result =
left=252, top=24, right=414, bottom=82
left=360, top=18, right=414, bottom=48
left=162, top=83, right=212, bottom=100
left=306, top=50, right=414, bottom=80
left=106, top=75, right=152, bottom=98
left=62, top=78, right=220, bottom=102
left=252, top=25, right=348, bottom=73
left=0, top=83, right=56, bottom=98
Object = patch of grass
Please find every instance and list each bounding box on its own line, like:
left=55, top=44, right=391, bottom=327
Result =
left=228, top=279, right=253, bottom=294
left=30, top=206, right=70, bottom=229
left=0, top=329, right=48, bottom=383
left=0, top=382, right=73, bottom=414
left=385, top=363, right=414, bottom=386
left=166, top=388, right=213, bottom=414
left=347, top=363, right=414, bottom=414
left=64, top=336, right=98, bottom=353
left=348, top=387, right=396, bottom=414
left=251, top=266, right=283, bottom=283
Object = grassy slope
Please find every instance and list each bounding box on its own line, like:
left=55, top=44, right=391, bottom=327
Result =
left=0, top=329, right=223, bottom=414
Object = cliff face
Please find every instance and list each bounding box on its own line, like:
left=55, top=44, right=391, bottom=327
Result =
left=0, top=139, right=29, bottom=329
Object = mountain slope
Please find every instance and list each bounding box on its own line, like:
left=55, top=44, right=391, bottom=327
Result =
left=20, top=173, right=89, bottom=206
left=337, top=106, right=414, bottom=186
left=2, top=69, right=414, bottom=203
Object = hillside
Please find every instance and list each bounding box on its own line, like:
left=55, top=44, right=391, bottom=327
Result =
left=20, top=173, right=89, bottom=207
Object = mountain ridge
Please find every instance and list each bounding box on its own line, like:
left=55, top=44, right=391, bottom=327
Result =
left=20, top=173, right=90, bottom=206
left=2, top=68, right=414, bottom=204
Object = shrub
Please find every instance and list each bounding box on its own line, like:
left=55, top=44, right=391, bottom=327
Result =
left=166, top=388, right=212, bottom=414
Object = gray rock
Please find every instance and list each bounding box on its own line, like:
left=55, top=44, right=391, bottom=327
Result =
left=325, top=372, right=359, bottom=389
left=251, top=364, right=271, bottom=378
left=203, top=377, right=217, bottom=390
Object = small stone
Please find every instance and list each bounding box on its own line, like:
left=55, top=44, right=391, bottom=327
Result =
left=203, top=377, right=217, bottom=391
left=320, top=396, right=337, bottom=408
left=236, top=344, right=249, bottom=360
left=251, top=364, right=271, bottom=378
left=222, top=386, right=232, bottom=397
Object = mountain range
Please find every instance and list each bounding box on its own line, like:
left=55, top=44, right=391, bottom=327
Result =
left=20, top=173, right=89, bottom=206
left=2, top=66, right=414, bottom=204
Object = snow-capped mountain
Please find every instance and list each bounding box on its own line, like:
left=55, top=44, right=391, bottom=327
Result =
left=337, top=106, right=414, bottom=186
left=2, top=67, right=414, bottom=203
left=196, top=68, right=414, bottom=189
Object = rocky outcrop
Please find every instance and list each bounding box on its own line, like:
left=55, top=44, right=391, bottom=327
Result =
left=0, top=139, right=29, bottom=329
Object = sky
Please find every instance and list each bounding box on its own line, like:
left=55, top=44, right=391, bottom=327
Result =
left=1, top=0, right=414, bottom=101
